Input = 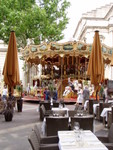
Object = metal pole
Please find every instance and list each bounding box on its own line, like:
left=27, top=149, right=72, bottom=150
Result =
left=61, top=58, right=63, bottom=99
left=60, top=54, right=64, bottom=99
left=40, top=58, right=41, bottom=87
left=111, top=66, right=112, bottom=80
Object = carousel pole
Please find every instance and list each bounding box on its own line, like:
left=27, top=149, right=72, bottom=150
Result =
left=38, top=54, right=42, bottom=87
left=85, top=54, right=88, bottom=80
left=111, top=66, right=112, bottom=80
left=111, top=60, right=113, bottom=80
left=60, top=54, right=64, bottom=99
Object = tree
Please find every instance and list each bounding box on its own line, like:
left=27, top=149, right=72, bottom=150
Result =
left=0, top=0, right=70, bottom=48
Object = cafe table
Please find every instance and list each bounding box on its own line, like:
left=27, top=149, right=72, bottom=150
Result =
left=58, top=130, right=108, bottom=150
left=52, top=107, right=69, bottom=116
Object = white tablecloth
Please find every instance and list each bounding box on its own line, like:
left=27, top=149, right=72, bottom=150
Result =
left=58, top=130, right=108, bottom=150
left=84, top=100, right=99, bottom=114
left=108, top=100, right=113, bottom=103
left=52, top=107, right=69, bottom=116
left=93, top=103, right=99, bottom=114
left=52, top=107, right=69, bottom=111
left=84, top=100, right=88, bottom=110
left=100, top=107, right=111, bottom=121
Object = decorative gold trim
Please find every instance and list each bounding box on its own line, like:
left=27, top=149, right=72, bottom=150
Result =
left=21, top=41, right=113, bottom=64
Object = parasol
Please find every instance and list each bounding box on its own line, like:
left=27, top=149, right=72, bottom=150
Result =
left=2, top=31, right=20, bottom=94
left=87, top=30, right=104, bottom=99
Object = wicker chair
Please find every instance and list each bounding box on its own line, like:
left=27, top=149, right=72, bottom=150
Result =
left=28, top=131, right=59, bottom=150
left=39, top=101, right=59, bottom=110
left=68, top=110, right=77, bottom=117
left=96, top=123, right=113, bottom=150
left=28, top=131, right=40, bottom=150
left=39, top=101, right=51, bottom=110
left=108, top=111, right=112, bottom=128
left=107, top=107, right=113, bottom=128
left=39, top=101, right=60, bottom=121
left=40, top=105, right=52, bottom=121
left=71, top=115, right=94, bottom=132
left=46, top=117, right=69, bottom=136
left=53, top=102, right=59, bottom=108
left=96, top=102, right=111, bottom=121
left=88, top=99, right=98, bottom=114
left=33, top=124, right=59, bottom=144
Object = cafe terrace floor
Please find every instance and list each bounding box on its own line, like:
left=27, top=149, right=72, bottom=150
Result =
left=0, top=101, right=107, bottom=150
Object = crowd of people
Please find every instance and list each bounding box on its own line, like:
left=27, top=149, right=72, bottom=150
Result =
left=1, top=77, right=109, bottom=104
left=0, top=76, right=107, bottom=106
left=63, top=78, right=109, bottom=107
left=26, top=80, right=58, bottom=101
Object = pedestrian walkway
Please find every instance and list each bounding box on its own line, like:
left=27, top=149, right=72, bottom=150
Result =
left=0, top=102, right=40, bottom=150
left=0, top=102, right=106, bottom=150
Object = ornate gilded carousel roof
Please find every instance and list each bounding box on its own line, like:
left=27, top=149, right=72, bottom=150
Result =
left=21, top=41, right=113, bottom=65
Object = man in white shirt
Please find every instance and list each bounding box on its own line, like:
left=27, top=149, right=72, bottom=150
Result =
left=2, top=85, right=8, bottom=102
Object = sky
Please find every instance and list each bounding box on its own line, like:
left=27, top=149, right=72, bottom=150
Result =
left=63, top=0, right=113, bottom=41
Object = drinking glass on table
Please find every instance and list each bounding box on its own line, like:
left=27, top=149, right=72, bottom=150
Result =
left=73, top=122, right=81, bottom=142
left=73, top=122, right=80, bottom=131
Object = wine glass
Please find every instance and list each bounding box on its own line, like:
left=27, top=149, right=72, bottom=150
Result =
left=73, top=122, right=80, bottom=131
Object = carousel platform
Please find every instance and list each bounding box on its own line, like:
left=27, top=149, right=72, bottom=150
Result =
left=62, top=98, right=77, bottom=104
left=22, top=95, right=77, bottom=104
left=22, top=96, right=41, bottom=102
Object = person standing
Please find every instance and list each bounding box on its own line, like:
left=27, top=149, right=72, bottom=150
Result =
left=26, top=83, right=31, bottom=95
left=104, top=85, right=108, bottom=102
left=43, top=87, right=47, bottom=100
left=76, top=87, right=84, bottom=105
left=83, top=86, right=90, bottom=103
left=53, top=87, right=58, bottom=100
left=2, top=85, right=8, bottom=102
left=45, top=87, right=50, bottom=100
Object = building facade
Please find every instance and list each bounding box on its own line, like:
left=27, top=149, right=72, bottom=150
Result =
left=73, top=3, right=113, bottom=47
left=0, top=44, right=25, bottom=91
left=73, top=3, right=113, bottom=79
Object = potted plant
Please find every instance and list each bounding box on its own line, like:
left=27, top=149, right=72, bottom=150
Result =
left=16, top=84, right=23, bottom=112
left=4, top=99, right=14, bottom=121
left=16, top=85, right=22, bottom=96
left=48, top=83, right=54, bottom=98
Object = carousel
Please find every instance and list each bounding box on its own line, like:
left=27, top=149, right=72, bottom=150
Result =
left=21, top=41, right=113, bottom=101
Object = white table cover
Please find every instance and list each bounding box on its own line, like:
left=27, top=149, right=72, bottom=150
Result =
left=52, top=107, right=69, bottom=116
left=100, top=107, right=111, bottom=121
left=93, top=103, right=99, bottom=114
left=84, top=100, right=99, bottom=114
left=58, top=130, right=108, bottom=150
left=84, top=100, right=88, bottom=110
left=52, top=107, right=69, bottom=111
left=108, top=100, right=113, bottom=103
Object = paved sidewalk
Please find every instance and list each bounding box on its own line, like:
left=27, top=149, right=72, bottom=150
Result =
left=0, top=102, right=40, bottom=150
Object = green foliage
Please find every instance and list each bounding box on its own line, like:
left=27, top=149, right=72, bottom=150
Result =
left=83, top=80, right=88, bottom=85
left=16, top=85, right=22, bottom=92
left=0, top=0, right=70, bottom=48
left=48, top=84, right=54, bottom=92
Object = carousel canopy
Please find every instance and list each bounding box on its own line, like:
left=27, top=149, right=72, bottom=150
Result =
left=21, top=41, right=113, bottom=65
